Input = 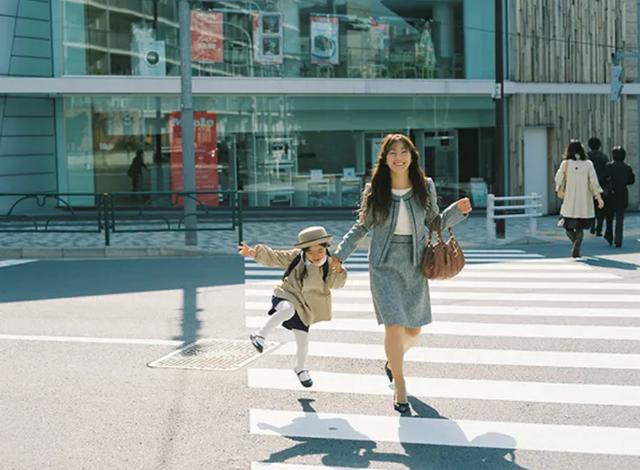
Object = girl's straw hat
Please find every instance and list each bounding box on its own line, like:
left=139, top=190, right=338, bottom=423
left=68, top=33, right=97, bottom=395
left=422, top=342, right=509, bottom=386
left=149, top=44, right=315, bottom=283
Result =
left=294, top=226, right=332, bottom=249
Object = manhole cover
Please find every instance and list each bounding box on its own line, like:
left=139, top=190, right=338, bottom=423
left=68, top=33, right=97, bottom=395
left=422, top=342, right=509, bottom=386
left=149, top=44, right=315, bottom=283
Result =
left=148, top=339, right=278, bottom=371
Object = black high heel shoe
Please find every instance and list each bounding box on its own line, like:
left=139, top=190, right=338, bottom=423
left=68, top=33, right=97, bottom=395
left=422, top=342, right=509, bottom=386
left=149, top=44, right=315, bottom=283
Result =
left=393, top=401, right=410, bottom=413
left=384, top=361, right=393, bottom=383
left=393, top=390, right=410, bottom=413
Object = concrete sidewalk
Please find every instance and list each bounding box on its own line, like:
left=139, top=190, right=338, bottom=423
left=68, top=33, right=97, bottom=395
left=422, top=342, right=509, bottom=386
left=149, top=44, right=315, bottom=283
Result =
left=1, top=212, right=638, bottom=258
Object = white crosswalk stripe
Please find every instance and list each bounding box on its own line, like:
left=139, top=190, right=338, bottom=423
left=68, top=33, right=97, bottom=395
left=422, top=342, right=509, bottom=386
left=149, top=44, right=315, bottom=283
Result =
left=250, top=409, right=640, bottom=456
left=0, top=259, right=36, bottom=268
left=245, top=316, right=640, bottom=340
left=244, top=248, right=640, bottom=461
left=246, top=288, right=640, bottom=303
left=245, top=301, right=640, bottom=318
left=272, top=341, right=640, bottom=370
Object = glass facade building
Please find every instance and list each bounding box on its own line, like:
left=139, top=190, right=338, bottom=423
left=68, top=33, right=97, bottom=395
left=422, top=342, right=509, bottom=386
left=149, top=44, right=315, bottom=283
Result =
left=3, top=0, right=499, bottom=211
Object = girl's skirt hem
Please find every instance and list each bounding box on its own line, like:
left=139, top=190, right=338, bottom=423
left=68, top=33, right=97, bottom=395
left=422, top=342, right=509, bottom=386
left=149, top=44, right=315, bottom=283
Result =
left=561, top=217, right=594, bottom=230
left=268, top=296, right=309, bottom=332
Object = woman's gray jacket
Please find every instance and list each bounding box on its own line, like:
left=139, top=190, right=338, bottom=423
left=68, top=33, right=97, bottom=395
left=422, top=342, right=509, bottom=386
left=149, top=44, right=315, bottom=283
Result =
left=332, top=178, right=468, bottom=267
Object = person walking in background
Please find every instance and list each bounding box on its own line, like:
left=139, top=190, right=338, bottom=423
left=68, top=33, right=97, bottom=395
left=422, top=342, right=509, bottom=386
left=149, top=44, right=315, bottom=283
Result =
left=587, top=137, right=609, bottom=236
left=127, top=149, right=148, bottom=192
left=329, top=133, right=471, bottom=413
left=603, top=146, right=636, bottom=248
left=555, top=140, right=604, bottom=258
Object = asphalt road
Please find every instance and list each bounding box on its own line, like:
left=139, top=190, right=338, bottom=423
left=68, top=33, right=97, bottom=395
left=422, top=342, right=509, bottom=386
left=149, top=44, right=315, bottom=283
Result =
left=1, top=237, right=639, bottom=469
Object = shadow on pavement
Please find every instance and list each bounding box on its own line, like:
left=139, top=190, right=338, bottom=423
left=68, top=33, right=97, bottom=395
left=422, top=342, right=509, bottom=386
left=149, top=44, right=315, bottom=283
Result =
left=0, top=256, right=244, bottom=303
left=258, top=397, right=528, bottom=470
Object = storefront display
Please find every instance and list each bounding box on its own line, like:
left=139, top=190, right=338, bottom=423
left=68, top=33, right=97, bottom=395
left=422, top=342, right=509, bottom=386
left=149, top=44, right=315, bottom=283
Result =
left=61, top=95, right=496, bottom=209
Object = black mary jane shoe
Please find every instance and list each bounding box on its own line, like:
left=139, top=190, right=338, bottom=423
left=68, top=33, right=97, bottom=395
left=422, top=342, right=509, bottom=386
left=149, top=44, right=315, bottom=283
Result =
left=249, top=333, right=265, bottom=353
left=296, top=369, right=313, bottom=388
left=384, top=361, right=393, bottom=383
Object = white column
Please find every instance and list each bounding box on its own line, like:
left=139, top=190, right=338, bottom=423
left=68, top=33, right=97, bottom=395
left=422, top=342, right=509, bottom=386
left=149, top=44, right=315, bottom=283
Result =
left=282, top=0, right=301, bottom=77
left=433, top=2, right=455, bottom=77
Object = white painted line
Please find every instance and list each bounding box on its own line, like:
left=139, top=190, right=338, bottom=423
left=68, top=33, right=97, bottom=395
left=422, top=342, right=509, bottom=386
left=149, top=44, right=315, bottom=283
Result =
left=245, top=288, right=640, bottom=303
left=461, top=253, right=544, bottom=258
left=461, top=249, right=527, bottom=253
left=250, top=409, right=640, bottom=456
left=249, top=368, right=640, bottom=407
left=245, top=302, right=640, bottom=318
left=252, top=463, right=367, bottom=470
left=245, top=270, right=370, bottom=277
left=245, top=271, right=620, bottom=280
left=0, top=260, right=36, bottom=268
left=0, top=334, right=183, bottom=346
left=461, top=263, right=592, bottom=271
left=245, top=317, right=640, bottom=341
left=247, top=279, right=636, bottom=291
left=246, top=264, right=596, bottom=275
left=464, top=258, right=568, bottom=263
left=273, top=341, right=640, bottom=370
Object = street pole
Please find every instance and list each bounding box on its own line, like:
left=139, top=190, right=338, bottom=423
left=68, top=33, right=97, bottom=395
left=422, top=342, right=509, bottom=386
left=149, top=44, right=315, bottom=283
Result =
left=494, top=0, right=505, bottom=238
left=179, top=0, right=197, bottom=245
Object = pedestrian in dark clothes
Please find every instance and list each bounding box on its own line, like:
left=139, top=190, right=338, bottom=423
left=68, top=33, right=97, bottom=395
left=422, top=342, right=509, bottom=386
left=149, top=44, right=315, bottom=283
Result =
left=587, top=137, right=609, bottom=235
left=127, top=149, right=148, bottom=192
left=603, top=146, right=636, bottom=248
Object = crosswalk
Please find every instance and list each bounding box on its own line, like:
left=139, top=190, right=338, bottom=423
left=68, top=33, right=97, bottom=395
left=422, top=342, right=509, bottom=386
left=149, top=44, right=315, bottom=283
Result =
left=243, top=249, right=640, bottom=466
left=0, top=259, right=35, bottom=269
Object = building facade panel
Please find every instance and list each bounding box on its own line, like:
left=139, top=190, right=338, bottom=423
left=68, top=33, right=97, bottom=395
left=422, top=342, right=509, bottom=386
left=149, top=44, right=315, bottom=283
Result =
left=509, top=0, right=629, bottom=83
left=60, top=0, right=494, bottom=80
left=507, top=0, right=639, bottom=211
left=57, top=93, right=497, bottom=209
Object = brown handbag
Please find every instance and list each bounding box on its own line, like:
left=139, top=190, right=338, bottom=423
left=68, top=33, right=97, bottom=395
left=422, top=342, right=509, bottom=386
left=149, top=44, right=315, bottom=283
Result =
left=422, top=216, right=465, bottom=280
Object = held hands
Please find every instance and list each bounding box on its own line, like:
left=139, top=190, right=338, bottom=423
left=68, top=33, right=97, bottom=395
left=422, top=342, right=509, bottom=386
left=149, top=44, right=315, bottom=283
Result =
left=238, top=241, right=257, bottom=258
left=456, top=197, right=472, bottom=214
left=329, top=256, right=344, bottom=273
left=596, top=194, right=605, bottom=209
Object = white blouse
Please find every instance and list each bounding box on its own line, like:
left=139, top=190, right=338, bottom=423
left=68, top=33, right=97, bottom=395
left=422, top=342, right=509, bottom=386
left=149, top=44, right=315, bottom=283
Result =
left=392, top=188, right=412, bottom=235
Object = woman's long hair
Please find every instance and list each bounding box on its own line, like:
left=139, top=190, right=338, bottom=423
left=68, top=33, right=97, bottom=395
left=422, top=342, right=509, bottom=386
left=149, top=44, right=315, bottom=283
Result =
left=358, top=133, right=430, bottom=225
left=563, top=139, right=588, bottom=161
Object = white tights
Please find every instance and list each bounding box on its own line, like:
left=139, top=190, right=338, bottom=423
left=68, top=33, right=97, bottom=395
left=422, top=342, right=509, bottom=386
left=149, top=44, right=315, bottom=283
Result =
left=256, top=300, right=309, bottom=371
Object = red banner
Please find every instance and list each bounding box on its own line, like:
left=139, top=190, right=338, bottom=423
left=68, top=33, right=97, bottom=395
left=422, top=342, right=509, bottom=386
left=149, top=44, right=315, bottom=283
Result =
left=169, top=112, right=219, bottom=206
left=191, top=11, right=224, bottom=63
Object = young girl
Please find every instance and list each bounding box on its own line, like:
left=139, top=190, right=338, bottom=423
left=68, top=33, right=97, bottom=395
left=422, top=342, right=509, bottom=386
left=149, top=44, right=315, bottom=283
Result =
left=238, top=226, right=347, bottom=388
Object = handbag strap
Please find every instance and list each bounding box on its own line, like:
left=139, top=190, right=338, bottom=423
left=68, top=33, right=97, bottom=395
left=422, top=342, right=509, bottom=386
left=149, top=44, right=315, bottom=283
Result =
left=427, top=215, right=443, bottom=243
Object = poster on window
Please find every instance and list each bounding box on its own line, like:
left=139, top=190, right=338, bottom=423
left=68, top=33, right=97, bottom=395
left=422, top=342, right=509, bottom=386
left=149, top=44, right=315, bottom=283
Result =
left=370, top=21, right=389, bottom=62
left=310, top=16, right=339, bottom=65
left=169, top=112, right=219, bottom=206
left=131, top=23, right=166, bottom=76
left=191, top=10, right=224, bottom=63
left=253, top=12, right=283, bottom=64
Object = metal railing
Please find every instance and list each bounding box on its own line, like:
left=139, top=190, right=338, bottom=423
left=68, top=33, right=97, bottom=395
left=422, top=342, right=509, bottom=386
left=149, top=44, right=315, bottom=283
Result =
left=486, top=193, right=543, bottom=243
left=0, top=190, right=243, bottom=247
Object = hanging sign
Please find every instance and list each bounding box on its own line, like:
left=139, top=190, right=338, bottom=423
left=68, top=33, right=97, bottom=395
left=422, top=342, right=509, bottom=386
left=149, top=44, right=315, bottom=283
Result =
left=310, top=16, right=339, bottom=65
left=191, top=10, right=224, bottom=63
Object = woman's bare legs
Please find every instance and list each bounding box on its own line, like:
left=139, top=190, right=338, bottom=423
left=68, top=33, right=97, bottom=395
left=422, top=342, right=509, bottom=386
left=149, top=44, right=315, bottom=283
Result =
left=384, top=325, right=422, bottom=404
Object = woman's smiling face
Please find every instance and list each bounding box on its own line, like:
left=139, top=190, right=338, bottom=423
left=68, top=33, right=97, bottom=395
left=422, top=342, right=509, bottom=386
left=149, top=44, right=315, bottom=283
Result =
left=385, top=141, right=412, bottom=176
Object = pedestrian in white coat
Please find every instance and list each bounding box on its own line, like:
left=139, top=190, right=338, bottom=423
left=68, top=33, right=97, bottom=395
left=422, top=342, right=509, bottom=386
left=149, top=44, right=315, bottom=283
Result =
left=555, top=140, right=604, bottom=257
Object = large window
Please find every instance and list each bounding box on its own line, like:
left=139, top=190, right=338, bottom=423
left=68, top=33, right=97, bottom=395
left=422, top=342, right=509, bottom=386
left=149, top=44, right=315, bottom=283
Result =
left=62, top=0, right=495, bottom=79
left=61, top=94, right=497, bottom=209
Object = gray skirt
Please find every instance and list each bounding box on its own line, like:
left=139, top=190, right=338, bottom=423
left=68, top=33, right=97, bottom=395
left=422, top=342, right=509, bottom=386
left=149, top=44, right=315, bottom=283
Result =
left=369, top=234, right=432, bottom=328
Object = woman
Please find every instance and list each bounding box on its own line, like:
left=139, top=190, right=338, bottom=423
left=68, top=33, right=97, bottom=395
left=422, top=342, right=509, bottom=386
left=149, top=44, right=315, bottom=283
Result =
left=603, top=146, right=636, bottom=248
left=329, top=133, right=471, bottom=413
left=555, top=140, right=604, bottom=258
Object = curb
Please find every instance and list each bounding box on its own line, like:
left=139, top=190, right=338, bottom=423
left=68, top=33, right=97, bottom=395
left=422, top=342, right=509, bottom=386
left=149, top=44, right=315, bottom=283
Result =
left=0, top=246, right=236, bottom=259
